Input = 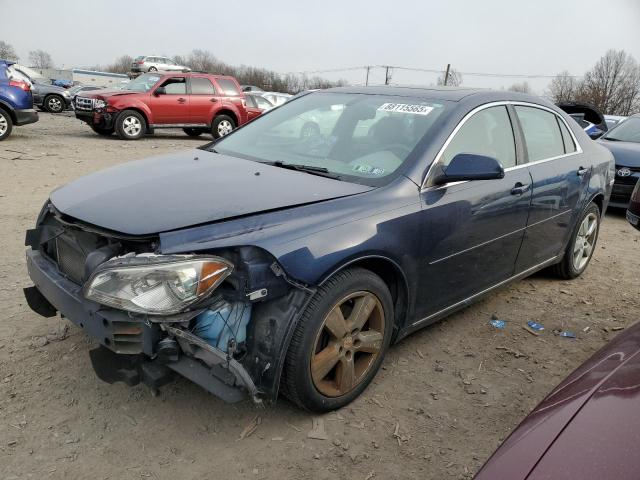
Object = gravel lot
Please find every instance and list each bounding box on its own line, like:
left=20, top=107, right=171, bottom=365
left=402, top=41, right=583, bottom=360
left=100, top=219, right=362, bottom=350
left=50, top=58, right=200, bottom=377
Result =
left=1, top=112, right=638, bottom=480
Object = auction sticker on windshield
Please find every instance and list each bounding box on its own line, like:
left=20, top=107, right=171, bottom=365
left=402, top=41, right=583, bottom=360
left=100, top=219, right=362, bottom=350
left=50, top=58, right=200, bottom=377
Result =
left=377, top=103, right=434, bottom=115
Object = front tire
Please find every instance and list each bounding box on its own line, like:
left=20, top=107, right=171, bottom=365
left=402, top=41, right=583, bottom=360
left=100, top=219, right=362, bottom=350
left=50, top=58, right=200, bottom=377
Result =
left=148, top=66, right=158, bottom=72
left=44, top=95, right=64, bottom=113
left=115, top=110, right=146, bottom=140
left=0, top=108, right=13, bottom=141
left=553, top=202, right=600, bottom=279
left=211, top=115, right=235, bottom=139
left=282, top=268, right=393, bottom=412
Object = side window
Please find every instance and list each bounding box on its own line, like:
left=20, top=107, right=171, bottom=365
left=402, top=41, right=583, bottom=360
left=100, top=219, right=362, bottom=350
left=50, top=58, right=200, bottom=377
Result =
left=161, top=77, right=186, bottom=95
left=217, top=78, right=240, bottom=96
left=255, top=96, right=272, bottom=109
left=245, top=95, right=257, bottom=108
left=191, top=77, right=216, bottom=95
left=441, top=106, right=516, bottom=169
left=515, top=106, right=565, bottom=161
left=557, top=118, right=577, bottom=154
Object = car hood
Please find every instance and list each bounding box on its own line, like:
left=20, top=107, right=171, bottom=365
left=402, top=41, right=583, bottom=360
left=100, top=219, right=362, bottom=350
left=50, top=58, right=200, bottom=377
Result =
left=79, top=89, right=138, bottom=99
left=474, top=321, right=640, bottom=480
left=49, top=150, right=374, bottom=235
left=598, top=139, right=640, bottom=167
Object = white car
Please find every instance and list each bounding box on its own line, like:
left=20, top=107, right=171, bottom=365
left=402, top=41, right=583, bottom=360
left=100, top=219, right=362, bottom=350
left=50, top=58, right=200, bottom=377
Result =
left=131, top=56, right=191, bottom=73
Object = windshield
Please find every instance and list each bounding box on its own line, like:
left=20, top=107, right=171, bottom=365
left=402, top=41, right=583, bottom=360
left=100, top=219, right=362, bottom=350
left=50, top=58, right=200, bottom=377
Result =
left=211, top=92, right=451, bottom=186
left=124, top=73, right=162, bottom=92
left=604, top=117, right=640, bottom=143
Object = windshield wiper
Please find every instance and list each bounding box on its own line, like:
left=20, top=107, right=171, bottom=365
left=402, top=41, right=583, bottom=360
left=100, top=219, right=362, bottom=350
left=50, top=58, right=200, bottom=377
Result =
left=269, top=161, right=341, bottom=179
left=603, top=136, right=621, bottom=141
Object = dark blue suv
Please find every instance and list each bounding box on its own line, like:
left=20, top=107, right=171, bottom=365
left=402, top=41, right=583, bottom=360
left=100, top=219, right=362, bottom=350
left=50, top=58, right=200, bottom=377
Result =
left=0, top=59, right=38, bottom=140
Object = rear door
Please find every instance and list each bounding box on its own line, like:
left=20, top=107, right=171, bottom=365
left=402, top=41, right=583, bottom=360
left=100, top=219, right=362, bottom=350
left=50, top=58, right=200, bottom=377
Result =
left=414, top=105, right=532, bottom=320
left=188, top=76, right=218, bottom=125
left=214, top=78, right=247, bottom=125
left=512, top=105, right=589, bottom=272
left=147, top=76, right=188, bottom=124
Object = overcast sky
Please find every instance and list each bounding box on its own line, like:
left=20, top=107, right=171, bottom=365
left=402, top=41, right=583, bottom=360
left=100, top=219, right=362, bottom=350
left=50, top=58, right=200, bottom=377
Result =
left=2, top=0, right=640, bottom=92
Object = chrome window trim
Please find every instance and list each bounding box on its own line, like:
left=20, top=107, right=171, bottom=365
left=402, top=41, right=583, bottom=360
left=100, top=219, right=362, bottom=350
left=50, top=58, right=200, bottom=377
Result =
left=421, top=101, right=584, bottom=191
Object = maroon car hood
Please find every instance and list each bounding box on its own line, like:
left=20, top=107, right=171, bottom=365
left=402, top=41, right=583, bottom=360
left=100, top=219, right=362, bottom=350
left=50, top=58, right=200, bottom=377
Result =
left=475, top=322, right=640, bottom=480
left=81, top=90, right=139, bottom=99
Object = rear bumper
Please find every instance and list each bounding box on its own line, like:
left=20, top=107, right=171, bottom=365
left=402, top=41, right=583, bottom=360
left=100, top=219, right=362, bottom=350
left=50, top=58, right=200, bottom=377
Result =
left=24, top=248, right=251, bottom=403
left=14, top=108, right=39, bottom=126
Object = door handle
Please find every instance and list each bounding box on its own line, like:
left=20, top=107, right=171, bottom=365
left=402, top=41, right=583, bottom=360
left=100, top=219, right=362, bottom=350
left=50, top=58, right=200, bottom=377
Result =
left=511, top=182, right=531, bottom=195
left=209, top=98, right=218, bottom=103
left=177, top=98, right=186, bottom=103
left=577, top=167, right=589, bottom=176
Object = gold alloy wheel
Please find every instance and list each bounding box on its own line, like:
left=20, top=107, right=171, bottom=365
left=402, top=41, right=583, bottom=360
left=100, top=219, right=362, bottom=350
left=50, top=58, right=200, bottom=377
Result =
left=310, top=291, right=385, bottom=397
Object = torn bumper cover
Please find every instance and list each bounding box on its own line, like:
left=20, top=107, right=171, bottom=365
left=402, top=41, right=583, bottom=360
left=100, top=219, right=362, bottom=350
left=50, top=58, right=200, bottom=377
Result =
left=25, top=248, right=263, bottom=403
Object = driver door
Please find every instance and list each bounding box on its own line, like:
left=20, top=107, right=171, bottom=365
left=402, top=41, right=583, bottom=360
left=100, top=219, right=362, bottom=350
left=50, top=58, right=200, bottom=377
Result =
left=414, top=105, right=532, bottom=320
left=147, top=77, right=188, bottom=124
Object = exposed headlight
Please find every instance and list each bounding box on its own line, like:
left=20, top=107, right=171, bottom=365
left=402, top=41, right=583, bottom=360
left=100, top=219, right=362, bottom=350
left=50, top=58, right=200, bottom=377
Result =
left=84, top=255, right=233, bottom=315
left=94, top=99, right=107, bottom=110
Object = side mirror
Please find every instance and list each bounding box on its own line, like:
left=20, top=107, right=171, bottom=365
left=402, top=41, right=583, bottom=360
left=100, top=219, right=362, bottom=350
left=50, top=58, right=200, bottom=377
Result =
left=434, top=153, right=505, bottom=185
left=154, top=86, right=166, bottom=96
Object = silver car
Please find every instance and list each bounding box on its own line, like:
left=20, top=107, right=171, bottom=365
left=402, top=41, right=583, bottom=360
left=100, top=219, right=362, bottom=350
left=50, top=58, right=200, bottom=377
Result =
left=131, top=56, right=191, bottom=73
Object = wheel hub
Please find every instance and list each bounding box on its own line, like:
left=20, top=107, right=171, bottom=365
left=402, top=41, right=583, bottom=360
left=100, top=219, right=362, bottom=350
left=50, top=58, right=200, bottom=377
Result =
left=310, top=291, right=385, bottom=397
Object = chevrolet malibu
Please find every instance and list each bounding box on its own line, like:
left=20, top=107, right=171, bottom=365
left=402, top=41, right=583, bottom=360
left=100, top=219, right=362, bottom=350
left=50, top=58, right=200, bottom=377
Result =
left=24, top=87, right=614, bottom=411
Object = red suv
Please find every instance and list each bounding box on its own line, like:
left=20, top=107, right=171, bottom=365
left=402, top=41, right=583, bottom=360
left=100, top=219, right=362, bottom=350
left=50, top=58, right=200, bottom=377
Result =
left=74, top=72, right=250, bottom=140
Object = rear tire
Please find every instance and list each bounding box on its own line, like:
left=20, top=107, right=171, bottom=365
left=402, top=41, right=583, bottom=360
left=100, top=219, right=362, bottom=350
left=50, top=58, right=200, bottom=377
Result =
left=211, top=115, right=235, bottom=139
left=148, top=66, right=157, bottom=72
left=183, top=128, right=203, bottom=137
left=44, top=95, right=65, bottom=113
left=91, top=125, right=114, bottom=136
left=281, top=268, right=394, bottom=412
left=115, top=110, right=146, bottom=140
left=553, top=202, right=600, bottom=279
left=0, top=108, right=13, bottom=141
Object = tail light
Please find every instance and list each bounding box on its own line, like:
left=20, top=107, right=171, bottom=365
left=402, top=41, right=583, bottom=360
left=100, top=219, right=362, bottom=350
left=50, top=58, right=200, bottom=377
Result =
left=10, top=79, right=30, bottom=92
left=136, top=60, right=144, bottom=65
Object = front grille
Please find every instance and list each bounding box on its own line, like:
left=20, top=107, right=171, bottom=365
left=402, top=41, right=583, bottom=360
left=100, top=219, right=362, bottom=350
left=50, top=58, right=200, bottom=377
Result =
left=55, top=235, right=87, bottom=284
left=75, top=96, right=94, bottom=111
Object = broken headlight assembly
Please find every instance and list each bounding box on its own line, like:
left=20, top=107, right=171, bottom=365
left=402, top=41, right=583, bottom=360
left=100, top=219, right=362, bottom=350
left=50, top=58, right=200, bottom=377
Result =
left=83, top=255, right=233, bottom=315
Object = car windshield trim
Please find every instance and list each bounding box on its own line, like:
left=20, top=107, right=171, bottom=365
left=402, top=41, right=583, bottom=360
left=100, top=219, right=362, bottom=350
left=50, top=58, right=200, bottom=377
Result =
left=208, top=92, right=452, bottom=187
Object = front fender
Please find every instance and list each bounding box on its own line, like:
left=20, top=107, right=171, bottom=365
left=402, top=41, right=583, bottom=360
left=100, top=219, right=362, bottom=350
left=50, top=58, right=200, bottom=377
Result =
left=110, top=98, right=153, bottom=123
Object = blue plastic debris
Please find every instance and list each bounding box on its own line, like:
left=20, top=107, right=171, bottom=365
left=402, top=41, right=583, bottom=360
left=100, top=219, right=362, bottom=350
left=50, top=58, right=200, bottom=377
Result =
left=192, top=301, right=252, bottom=351
left=489, top=319, right=506, bottom=329
left=527, top=320, right=545, bottom=331
left=560, top=331, right=577, bottom=338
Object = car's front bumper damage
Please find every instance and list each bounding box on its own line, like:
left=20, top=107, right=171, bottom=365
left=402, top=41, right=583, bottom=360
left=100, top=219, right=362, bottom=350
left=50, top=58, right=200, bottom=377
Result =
left=24, top=209, right=311, bottom=404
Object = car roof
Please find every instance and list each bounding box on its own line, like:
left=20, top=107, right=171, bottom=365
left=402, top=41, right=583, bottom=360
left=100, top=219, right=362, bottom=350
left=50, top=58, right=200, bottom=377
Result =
left=323, top=85, right=548, bottom=104
left=0, top=59, right=16, bottom=66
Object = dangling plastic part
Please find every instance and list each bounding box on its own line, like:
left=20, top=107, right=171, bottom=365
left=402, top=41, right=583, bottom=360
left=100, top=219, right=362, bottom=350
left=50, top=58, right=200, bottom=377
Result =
left=191, top=301, right=252, bottom=352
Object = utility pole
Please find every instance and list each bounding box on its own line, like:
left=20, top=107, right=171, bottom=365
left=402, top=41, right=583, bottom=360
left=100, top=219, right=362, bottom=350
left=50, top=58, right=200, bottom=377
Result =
left=365, top=66, right=370, bottom=86
left=384, top=66, right=391, bottom=85
left=443, top=63, right=451, bottom=86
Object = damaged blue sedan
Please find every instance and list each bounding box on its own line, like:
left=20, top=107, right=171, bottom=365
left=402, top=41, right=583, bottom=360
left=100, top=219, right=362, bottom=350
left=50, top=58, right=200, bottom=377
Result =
left=24, top=87, right=613, bottom=411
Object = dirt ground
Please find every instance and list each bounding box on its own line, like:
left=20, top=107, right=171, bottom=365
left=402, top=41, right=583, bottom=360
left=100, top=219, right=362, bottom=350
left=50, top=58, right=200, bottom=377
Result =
left=0, top=112, right=638, bottom=480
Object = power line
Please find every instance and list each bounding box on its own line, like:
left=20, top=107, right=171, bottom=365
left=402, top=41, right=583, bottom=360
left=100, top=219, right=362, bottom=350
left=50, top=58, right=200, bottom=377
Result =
left=285, top=64, right=587, bottom=80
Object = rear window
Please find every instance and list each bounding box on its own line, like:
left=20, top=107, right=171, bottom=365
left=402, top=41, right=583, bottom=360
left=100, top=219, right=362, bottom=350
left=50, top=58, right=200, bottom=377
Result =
left=216, top=78, right=240, bottom=96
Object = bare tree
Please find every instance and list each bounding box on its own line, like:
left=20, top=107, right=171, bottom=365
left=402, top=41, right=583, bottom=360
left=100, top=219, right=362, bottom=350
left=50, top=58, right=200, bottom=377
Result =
left=105, top=55, right=133, bottom=74
left=437, top=68, right=462, bottom=87
left=578, top=49, right=640, bottom=115
left=0, top=40, right=19, bottom=62
left=508, top=81, right=532, bottom=94
left=28, top=50, right=53, bottom=69
left=547, top=71, right=579, bottom=103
